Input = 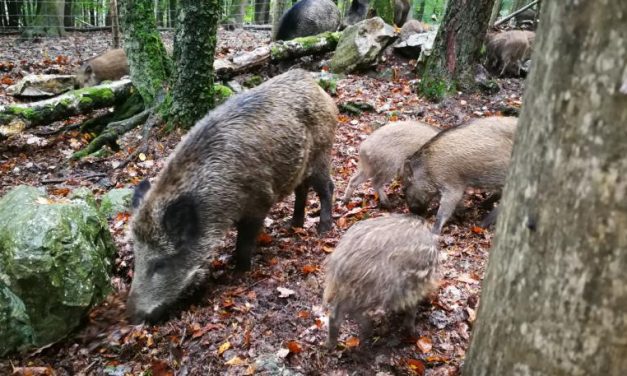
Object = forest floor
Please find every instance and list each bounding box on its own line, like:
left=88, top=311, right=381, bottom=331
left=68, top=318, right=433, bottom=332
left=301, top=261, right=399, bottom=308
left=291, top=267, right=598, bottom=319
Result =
left=0, top=29, right=525, bottom=376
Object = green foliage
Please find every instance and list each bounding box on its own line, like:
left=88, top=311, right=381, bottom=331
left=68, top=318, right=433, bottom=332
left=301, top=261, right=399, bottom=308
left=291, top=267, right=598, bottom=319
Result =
left=418, top=75, right=453, bottom=102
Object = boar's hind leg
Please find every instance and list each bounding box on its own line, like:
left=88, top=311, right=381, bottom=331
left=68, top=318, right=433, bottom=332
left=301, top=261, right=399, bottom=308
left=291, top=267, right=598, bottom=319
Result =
left=432, top=187, right=465, bottom=234
left=342, top=168, right=367, bottom=204
left=327, top=301, right=347, bottom=349
left=292, top=182, right=309, bottom=229
left=234, top=217, right=265, bottom=271
left=311, top=172, right=335, bottom=233
left=371, top=174, right=391, bottom=209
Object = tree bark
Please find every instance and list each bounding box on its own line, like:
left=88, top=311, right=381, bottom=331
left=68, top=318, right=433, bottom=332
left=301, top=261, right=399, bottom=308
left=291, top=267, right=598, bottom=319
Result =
left=418, top=0, right=495, bottom=100
left=464, top=1, right=627, bottom=375
left=271, top=0, right=288, bottom=37
left=168, top=0, right=219, bottom=128
left=22, top=0, right=65, bottom=37
left=119, top=0, right=172, bottom=106
left=489, top=0, right=501, bottom=26
left=110, top=0, right=120, bottom=48
left=63, top=0, right=73, bottom=27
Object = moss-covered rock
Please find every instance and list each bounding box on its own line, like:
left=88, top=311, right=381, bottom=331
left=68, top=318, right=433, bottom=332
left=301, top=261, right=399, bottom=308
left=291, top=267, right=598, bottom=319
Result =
left=330, top=17, right=397, bottom=74
left=0, top=186, right=116, bottom=355
left=100, top=188, right=133, bottom=219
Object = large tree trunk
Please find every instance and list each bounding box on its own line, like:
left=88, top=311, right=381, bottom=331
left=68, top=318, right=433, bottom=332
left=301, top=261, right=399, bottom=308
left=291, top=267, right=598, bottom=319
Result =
left=464, top=1, right=627, bottom=375
left=119, top=0, right=171, bottom=106
left=168, top=0, right=219, bottom=128
left=418, top=0, right=495, bottom=100
left=22, top=0, right=65, bottom=37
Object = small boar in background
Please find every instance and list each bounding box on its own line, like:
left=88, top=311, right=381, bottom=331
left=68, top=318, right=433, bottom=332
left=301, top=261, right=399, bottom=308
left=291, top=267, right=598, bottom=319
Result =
left=486, top=31, right=535, bottom=76
left=343, top=0, right=411, bottom=28
left=399, top=19, right=431, bottom=39
left=342, top=121, right=439, bottom=208
left=273, top=0, right=341, bottom=41
left=75, top=49, right=129, bottom=88
left=323, top=214, right=439, bottom=348
left=403, top=116, right=517, bottom=234
left=127, top=69, right=338, bottom=323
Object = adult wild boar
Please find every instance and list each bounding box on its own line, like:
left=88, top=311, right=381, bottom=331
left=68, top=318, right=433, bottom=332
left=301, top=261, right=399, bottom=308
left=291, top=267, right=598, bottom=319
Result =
left=486, top=30, right=535, bottom=76
left=127, top=69, right=338, bottom=323
left=273, top=0, right=341, bottom=41
left=403, top=117, right=517, bottom=234
left=75, top=49, right=129, bottom=88
left=324, top=214, right=439, bottom=347
left=342, top=121, right=439, bottom=208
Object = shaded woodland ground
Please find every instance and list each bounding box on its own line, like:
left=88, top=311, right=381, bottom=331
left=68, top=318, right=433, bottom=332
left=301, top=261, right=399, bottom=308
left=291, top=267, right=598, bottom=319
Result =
left=0, top=28, right=525, bottom=375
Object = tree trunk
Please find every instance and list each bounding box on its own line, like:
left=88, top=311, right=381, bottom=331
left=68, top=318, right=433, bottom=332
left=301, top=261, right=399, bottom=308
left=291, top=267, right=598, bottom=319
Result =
left=22, top=0, right=65, bottom=37
left=119, top=0, right=172, bottom=106
left=371, top=0, right=394, bottom=25
left=110, top=0, right=120, bottom=47
left=464, top=1, right=627, bottom=375
left=254, top=0, right=270, bottom=24
left=271, top=0, right=288, bottom=36
left=168, top=0, right=219, bottom=128
left=168, top=0, right=177, bottom=27
left=489, top=0, right=501, bottom=25
left=63, top=0, right=73, bottom=27
left=418, top=0, right=495, bottom=100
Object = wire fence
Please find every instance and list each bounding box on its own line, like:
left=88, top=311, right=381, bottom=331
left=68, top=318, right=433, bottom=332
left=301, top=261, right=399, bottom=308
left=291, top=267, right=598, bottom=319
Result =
left=0, top=0, right=524, bottom=36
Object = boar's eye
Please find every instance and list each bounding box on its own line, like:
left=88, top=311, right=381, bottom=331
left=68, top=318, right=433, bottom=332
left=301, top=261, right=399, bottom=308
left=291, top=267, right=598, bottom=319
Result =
left=150, top=258, right=170, bottom=274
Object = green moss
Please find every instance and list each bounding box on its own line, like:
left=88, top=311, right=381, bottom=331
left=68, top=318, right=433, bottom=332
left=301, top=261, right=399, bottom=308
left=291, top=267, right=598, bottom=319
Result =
left=79, top=97, right=94, bottom=106
left=418, top=75, right=453, bottom=102
left=243, top=75, right=263, bottom=88
left=213, top=84, right=233, bottom=104
left=8, top=106, right=37, bottom=120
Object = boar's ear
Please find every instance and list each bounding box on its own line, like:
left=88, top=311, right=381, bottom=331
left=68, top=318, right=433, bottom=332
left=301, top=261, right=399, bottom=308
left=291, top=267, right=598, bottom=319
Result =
left=84, top=65, right=92, bottom=74
left=132, top=179, right=151, bottom=209
left=163, top=195, right=200, bottom=247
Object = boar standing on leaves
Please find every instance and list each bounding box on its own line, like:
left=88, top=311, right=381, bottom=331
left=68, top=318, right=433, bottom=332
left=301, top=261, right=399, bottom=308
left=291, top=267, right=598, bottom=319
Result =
left=323, top=214, right=439, bottom=348
left=127, top=69, right=338, bottom=323
left=342, top=121, right=439, bottom=208
left=403, top=117, right=517, bottom=234
left=75, top=49, right=129, bottom=88
left=485, top=30, right=535, bottom=76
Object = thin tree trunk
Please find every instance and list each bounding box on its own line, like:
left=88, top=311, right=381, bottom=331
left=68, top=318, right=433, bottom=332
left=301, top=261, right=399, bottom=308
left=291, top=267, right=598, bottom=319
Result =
left=464, top=1, right=627, bottom=375
left=7, top=0, right=21, bottom=28
left=63, top=0, right=73, bottom=27
left=271, top=0, right=287, bottom=36
left=419, top=0, right=495, bottom=100
left=168, top=0, right=176, bottom=27
left=168, top=0, right=219, bottom=128
left=119, top=0, right=171, bottom=106
left=489, top=0, right=501, bottom=25
left=110, top=0, right=120, bottom=47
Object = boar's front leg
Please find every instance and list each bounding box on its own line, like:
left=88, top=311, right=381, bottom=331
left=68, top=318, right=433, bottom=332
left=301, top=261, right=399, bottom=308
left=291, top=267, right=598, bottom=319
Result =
left=432, top=187, right=464, bottom=234
left=311, top=172, right=334, bottom=233
left=292, top=182, right=309, bottom=229
left=234, top=217, right=265, bottom=271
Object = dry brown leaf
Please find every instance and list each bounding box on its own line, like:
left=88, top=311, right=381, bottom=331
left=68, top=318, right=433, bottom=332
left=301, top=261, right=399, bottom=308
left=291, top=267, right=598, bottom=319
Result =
left=287, top=340, right=302, bottom=354
left=218, top=341, right=231, bottom=356
left=416, top=336, right=432, bottom=353
left=11, top=366, right=55, bottom=376
left=344, top=336, right=360, bottom=348
left=297, top=310, right=310, bottom=319
left=224, top=356, right=246, bottom=366
left=405, top=358, right=425, bottom=375
left=256, top=232, right=272, bottom=246
left=302, top=265, right=318, bottom=275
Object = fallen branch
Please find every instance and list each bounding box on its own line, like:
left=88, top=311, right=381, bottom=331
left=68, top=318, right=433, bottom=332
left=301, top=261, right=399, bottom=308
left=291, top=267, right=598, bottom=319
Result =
left=214, top=31, right=342, bottom=79
left=494, top=1, right=538, bottom=27
left=0, top=79, right=133, bottom=139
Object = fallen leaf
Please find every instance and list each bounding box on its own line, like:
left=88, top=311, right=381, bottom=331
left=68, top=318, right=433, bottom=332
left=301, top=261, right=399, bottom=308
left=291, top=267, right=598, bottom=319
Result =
left=471, top=226, right=485, bottom=234
left=466, top=307, right=476, bottom=323
left=322, top=246, right=334, bottom=253
left=218, top=341, right=231, bottom=356
left=344, top=336, right=360, bottom=348
left=416, top=336, right=432, bottom=353
left=11, top=366, right=55, bottom=376
left=276, top=348, right=290, bottom=358
left=302, top=265, right=318, bottom=274
left=256, top=232, right=272, bottom=246
left=287, top=340, right=302, bottom=354
left=405, top=358, right=425, bottom=375
left=297, top=310, right=310, bottom=319
left=150, top=360, right=173, bottom=376
left=50, top=187, right=70, bottom=197
left=224, top=356, right=246, bottom=366
left=425, top=355, right=450, bottom=363
left=277, top=287, right=296, bottom=298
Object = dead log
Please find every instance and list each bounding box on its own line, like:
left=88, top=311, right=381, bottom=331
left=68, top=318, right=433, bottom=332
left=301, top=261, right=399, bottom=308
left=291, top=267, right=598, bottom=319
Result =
left=214, top=31, right=342, bottom=79
left=0, top=79, right=133, bottom=139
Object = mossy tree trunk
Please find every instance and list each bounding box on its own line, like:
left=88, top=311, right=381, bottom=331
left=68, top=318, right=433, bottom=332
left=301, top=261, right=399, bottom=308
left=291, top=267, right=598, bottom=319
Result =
left=464, top=1, right=627, bottom=375
left=119, top=0, right=172, bottom=107
left=419, top=0, right=495, bottom=100
left=371, top=0, right=394, bottom=25
left=22, top=0, right=65, bottom=38
left=168, top=0, right=220, bottom=128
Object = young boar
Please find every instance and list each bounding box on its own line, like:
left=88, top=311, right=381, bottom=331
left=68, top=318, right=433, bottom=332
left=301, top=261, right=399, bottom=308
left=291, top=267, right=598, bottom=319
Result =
left=403, top=117, right=517, bottom=234
left=486, top=31, right=535, bottom=76
left=323, top=214, right=439, bottom=347
left=75, top=49, right=129, bottom=88
left=342, top=121, right=439, bottom=208
left=127, top=69, right=338, bottom=323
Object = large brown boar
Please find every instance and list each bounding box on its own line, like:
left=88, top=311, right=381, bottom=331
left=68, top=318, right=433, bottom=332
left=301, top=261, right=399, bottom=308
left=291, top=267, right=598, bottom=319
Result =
left=342, top=121, right=439, bottom=208
left=403, top=116, right=517, bottom=234
left=486, top=31, right=535, bottom=76
left=75, top=49, right=130, bottom=88
left=323, top=214, right=439, bottom=348
left=127, top=69, right=338, bottom=323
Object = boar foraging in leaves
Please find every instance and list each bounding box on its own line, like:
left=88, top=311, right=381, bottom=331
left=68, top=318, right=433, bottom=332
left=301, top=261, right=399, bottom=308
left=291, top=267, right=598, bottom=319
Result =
left=127, top=69, right=338, bottom=323
left=75, top=49, right=129, bottom=88
left=323, top=215, right=439, bottom=348
left=342, top=121, right=439, bottom=208
left=403, top=117, right=517, bottom=234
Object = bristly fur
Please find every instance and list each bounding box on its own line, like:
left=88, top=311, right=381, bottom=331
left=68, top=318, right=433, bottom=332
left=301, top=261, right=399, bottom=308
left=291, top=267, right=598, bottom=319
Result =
left=342, top=121, right=439, bottom=208
left=127, top=69, right=338, bottom=323
left=323, top=214, right=439, bottom=346
left=75, top=49, right=129, bottom=88
left=403, top=116, right=518, bottom=234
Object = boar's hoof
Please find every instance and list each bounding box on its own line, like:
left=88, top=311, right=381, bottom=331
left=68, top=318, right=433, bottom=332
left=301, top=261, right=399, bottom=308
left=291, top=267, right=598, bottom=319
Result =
left=318, top=220, right=333, bottom=234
